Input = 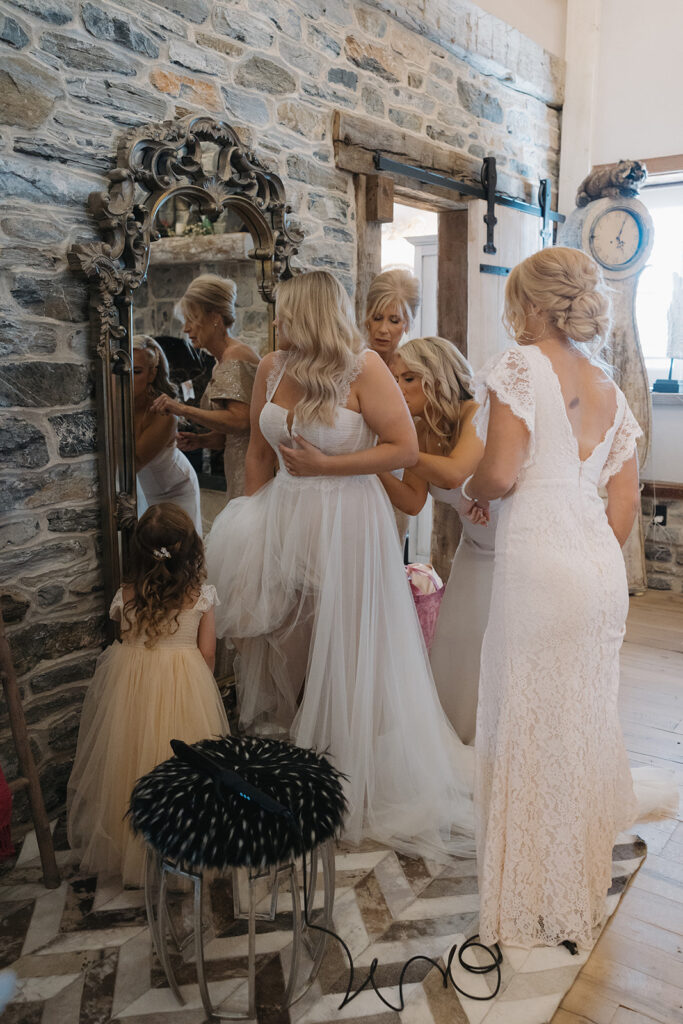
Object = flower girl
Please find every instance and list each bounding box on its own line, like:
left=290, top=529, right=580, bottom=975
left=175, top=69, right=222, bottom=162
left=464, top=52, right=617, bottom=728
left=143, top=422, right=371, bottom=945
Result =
left=67, top=503, right=228, bottom=886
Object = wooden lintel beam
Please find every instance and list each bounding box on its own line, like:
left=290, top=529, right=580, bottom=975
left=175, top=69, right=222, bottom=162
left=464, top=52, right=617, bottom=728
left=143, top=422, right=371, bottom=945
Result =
left=365, top=174, right=394, bottom=223
left=333, top=109, right=534, bottom=205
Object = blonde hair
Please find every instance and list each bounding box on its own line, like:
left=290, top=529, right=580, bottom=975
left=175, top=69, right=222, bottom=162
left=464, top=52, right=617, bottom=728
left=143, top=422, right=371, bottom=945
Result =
left=504, top=248, right=611, bottom=358
left=398, top=336, right=474, bottom=450
left=180, top=273, right=237, bottom=329
left=133, top=334, right=175, bottom=397
left=365, top=269, right=420, bottom=333
left=275, top=271, right=365, bottom=426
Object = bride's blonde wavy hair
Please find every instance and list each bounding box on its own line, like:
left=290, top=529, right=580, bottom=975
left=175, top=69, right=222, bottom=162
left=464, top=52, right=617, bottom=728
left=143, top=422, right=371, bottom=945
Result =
left=398, top=336, right=474, bottom=451
left=275, top=271, right=365, bottom=426
left=504, top=247, right=612, bottom=362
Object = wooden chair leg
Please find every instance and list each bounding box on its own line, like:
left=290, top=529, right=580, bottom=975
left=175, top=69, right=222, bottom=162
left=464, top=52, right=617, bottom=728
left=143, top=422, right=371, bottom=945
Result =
left=0, top=612, right=60, bottom=889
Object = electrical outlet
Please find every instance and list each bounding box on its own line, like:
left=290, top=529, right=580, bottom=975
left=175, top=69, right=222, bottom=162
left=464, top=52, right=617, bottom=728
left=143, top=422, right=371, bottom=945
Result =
left=654, top=504, right=667, bottom=526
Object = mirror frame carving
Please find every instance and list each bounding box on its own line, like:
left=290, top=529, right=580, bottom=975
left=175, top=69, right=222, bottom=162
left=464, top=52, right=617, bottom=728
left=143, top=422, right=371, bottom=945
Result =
left=69, top=115, right=299, bottom=605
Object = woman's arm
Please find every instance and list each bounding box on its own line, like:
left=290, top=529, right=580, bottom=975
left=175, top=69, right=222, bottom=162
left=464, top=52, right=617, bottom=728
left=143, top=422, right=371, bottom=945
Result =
left=244, top=356, right=277, bottom=495
left=177, top=429, right=225, bottom=452
left=197, top=606, right=217, bottom=672
left=466, top=392, right=529, bottom=501
left=150, top=394, right=250, bottom=433
left=280, top=352, right=418, bottom=477
left=409, top=404, right=485, bottom=490
left=379, top=467, right=429, bottom=515
left=605, top=452, right=640, bottom=546
left=135, top=413, right=176, bottom=470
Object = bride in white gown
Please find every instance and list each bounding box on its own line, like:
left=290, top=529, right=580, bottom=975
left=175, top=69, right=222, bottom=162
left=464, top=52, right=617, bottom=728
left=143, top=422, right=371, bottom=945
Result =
left=463, top=248, right=677, bottom=949
left=206, top=270, right=474, bottom=860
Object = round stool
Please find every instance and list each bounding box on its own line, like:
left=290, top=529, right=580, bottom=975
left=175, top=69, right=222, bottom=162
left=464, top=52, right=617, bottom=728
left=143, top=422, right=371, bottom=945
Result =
left=129, top=735, right=347, bottom=1020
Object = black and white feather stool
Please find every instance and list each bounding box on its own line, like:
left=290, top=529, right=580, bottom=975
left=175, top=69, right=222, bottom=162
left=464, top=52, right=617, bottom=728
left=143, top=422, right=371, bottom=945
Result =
left=129, top=735, right=347, bottom=1020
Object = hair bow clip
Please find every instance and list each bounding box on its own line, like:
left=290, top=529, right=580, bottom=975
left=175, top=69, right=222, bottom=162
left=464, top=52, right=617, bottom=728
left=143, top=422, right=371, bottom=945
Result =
left=153, top=547, right=171, bottom=560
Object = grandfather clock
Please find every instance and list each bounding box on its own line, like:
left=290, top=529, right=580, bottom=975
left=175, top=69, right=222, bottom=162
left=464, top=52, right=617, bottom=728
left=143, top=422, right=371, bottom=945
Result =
left=559, top=191, right=654, bottom=593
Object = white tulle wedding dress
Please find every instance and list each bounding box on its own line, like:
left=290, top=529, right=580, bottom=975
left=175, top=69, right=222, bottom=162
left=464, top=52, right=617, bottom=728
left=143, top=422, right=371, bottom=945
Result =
left=207, top=350, right=475, bottom=860
left=473, top=344, right=677, bottom=949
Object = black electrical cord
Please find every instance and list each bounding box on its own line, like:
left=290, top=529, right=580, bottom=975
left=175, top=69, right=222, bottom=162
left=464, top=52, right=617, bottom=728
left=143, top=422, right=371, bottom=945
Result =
left=171, top=740, right=504, bottom=1008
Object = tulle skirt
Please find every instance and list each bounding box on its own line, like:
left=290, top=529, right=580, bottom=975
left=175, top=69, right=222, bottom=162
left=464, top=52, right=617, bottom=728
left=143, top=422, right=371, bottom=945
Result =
left=67, top=643, right=229, bottom=887
left=206, top=472, right=475, bottom=861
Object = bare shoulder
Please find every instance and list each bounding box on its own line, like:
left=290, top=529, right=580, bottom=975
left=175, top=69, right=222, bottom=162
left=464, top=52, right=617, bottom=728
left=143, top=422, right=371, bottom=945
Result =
left=460, top=398, right=479, bottom=422
left=356, top=348, right=392, bottom=383
left=225, top=342, right=260, bottom=364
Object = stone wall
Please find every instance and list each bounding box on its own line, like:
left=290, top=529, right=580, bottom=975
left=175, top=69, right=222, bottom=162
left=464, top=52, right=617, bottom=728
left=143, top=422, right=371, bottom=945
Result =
left=642, top=493, right=683, bottom=595
left=0, top=0, right=563, bottom=829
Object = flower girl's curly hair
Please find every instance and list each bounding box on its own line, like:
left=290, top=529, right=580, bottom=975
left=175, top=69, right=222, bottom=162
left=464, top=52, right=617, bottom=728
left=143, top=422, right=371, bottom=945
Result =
left=122, top=504, right=206, bottom=647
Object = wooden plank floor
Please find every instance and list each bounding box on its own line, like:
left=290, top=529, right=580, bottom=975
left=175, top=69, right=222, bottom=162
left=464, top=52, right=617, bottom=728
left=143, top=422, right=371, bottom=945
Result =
left=554, top=590, right=683, bottom=1024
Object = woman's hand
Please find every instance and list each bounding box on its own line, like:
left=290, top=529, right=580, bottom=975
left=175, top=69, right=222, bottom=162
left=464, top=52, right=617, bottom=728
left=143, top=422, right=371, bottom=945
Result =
left=279, top=435, right=329, bottom=476
left=150, top=394, right=185, bottom=417
left=459, top=495, right=490, bottom=525
left=177, top=431, right=205, bottom=452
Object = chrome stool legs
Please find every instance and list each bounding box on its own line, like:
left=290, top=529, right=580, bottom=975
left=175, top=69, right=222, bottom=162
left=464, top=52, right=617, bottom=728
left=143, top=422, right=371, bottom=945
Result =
left=144, top=840, right=336, bottom=1020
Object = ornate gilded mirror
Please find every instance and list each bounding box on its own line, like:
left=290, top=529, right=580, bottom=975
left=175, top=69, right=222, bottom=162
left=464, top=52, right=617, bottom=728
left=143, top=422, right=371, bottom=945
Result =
left=69, top=115, right=299, bottom=605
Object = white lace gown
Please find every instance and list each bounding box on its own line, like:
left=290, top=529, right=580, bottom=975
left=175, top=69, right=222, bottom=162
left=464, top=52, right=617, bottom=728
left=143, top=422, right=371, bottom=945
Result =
left=474, top=345, right=677, bottom=949
left=428, top=485, right=499, bottom=745
left=206, top=351, right=475, bottom=860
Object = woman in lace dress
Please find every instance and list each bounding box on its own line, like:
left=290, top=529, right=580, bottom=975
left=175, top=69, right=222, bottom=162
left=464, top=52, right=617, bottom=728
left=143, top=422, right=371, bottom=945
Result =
left=152, top=275, right=259, bottom=501
left=380, top=336, right=498, bottom=745
left=462, top=248, right=677, bottom=948
left=206, top=270, right=475, bottom=860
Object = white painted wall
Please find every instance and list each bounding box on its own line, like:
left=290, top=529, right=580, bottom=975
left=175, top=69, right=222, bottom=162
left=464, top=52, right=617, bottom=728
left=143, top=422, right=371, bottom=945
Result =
left=592, top=0, right=683, bottom=164
left=642, top=399, right=683, bottom=484
left=472, top=0, right=566, bottom=57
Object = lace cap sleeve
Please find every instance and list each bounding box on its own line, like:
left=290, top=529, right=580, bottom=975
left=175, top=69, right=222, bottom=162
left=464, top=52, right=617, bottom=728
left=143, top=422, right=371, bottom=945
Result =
left=472, top=346, right=536, bottom=448
left=195, top=583, right=220, bottom=613
left=599, top=394, right=643, bottom=488
left=109, top=587, right=124, bottom=622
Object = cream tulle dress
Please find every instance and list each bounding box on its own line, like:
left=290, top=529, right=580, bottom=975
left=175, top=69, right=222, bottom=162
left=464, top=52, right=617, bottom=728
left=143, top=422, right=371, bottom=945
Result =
left=67, top=584, right=228, bottom=887
left=206, top=350, right=475, bottom=862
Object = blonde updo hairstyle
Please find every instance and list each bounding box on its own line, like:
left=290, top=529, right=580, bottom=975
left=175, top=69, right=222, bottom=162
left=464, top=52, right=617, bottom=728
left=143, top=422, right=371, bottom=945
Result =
left=180, top=273, right=237, bottom=330
left=275, top=270, right=365, bottom=427
left=364, top=269, right=421, bottom=334
left=504, top=247, right=611, bottom=359
left=398, top=336, right=474, bottom=451
left=133, top=334, right=176, bottom=398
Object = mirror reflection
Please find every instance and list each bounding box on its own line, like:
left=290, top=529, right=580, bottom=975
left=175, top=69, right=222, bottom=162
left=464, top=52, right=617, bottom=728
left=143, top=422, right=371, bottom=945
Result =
left=132, top=200, right=270, bottom=534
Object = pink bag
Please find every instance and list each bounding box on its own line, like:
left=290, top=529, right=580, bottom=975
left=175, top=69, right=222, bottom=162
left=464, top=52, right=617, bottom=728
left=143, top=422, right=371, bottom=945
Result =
left=405, top=563, right=444, bottom=651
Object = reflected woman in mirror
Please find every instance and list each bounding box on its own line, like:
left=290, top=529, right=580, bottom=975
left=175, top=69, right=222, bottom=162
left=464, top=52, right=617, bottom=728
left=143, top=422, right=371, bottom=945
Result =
left=133, top=335, right=202, bottom=535
left=206, top=270, right=475, bottom=863
left=379, top=337, right=498, bottom=745
left=364, top=268, right=420, bottom=364
left=151, top=274, right=259, bottom=501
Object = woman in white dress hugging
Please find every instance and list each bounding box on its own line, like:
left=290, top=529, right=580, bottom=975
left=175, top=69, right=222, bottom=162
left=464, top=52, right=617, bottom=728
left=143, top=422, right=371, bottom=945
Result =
left=462, top=247, right=677, bottom=949
left=206, top=270, right=475, bottom=860
left=379, top=336, right=498, bottom=745
left=133, top=335, right=202, bottom=536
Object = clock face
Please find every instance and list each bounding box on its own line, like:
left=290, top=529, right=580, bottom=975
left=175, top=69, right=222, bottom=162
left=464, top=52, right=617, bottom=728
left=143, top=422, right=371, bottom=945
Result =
left=588, top=208, right=644, bottom=270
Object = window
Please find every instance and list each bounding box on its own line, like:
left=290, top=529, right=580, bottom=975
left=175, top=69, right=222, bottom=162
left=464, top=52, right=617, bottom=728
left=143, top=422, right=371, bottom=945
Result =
left=635, top=179, right=683, bottom=385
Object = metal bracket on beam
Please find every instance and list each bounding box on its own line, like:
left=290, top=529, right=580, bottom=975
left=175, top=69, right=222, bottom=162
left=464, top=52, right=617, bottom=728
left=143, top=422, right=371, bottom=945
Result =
left=479, top=264, right=511, bottom=276
left=481, top=157, right=498, bottom=255
left=538, top=178, right=552, bottom=247
left=372, top=153, right=565, bottom=257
